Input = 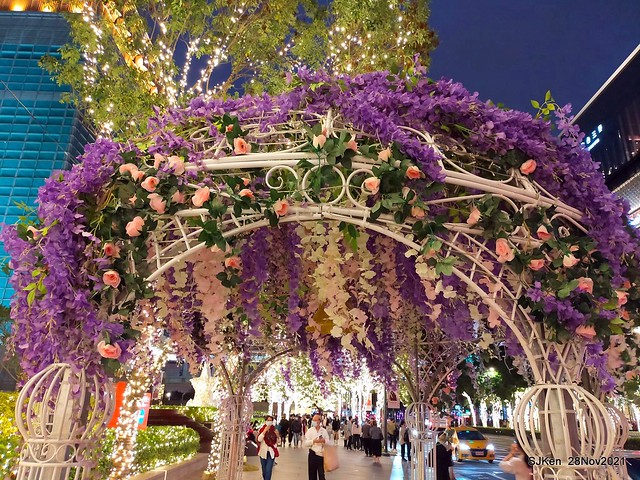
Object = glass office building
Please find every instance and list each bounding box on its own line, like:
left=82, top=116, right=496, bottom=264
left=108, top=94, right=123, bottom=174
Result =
left=573, top=44, right=640, bottom=223
left=0, top=10, right=91, bottom=305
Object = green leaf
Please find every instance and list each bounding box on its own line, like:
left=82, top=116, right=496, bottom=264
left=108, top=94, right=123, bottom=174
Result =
left=545, top=90, right=552, bottom=102
left=530, top=100, right=540, bottom=109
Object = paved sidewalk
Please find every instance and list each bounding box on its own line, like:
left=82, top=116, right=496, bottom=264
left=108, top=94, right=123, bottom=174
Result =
left=188, top=445, right=409, bottom=480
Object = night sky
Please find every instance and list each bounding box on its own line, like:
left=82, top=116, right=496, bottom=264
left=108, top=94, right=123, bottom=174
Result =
left=428, top=0, right=640, bottom=115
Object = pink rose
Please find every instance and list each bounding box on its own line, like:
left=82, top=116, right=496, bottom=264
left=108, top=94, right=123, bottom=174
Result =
left=171, top=191, right=185, bottom=204
left=97, top=340, right=122, bottom=359
left=577, top=277, right=593, bottom=294
left=520, top=159, right=537, bottom=175
left=378, top=148, right=392, bottom=161
left=442, top=387, right=452, bottom=395
left=148, top=193, right=167, bottom=214
left=192, top=187, right=211, bottom=207
left=431, top=397, right=439, bottom=405
left=167, top=155, right=185, bottom=175
left=411, top=206, right=426, bottom=219
left=239, top=189, right=254, bottom=200
left=406, top=166, right=422, bottom=180
left=536, top=225, right=552, bottom=241
left=575, top=324, right=596, bottom=340
left=363, top=177, right=381, bottom=195
left=132, top=170, right=145, bottom=181
left=616, top=291, right=628, bottom=307
left=141, top=176, right=159, bottom=192
left=495, top=238, right=515, bottom=263
left=103, top=242, right=120, bottom=258
left=27, top=226, right=40, bottom=239
left=119, top=163, right=139, bottom=177
left=242, top=177, right=251, bottom=186
left=226, top=124, right=233, bottom=133
left=529, top=259, right=545, bottom=271
left=153, top=153, right=164, bottom=169
left=233, top=137, right=251, bottom=155
left=126, top=216, right=145, bottom=237
left=563, top=253, right=579, bottom=268
left=274, top=199, right=289, bottom=217
left=312, top=134, right=327, bottom=149
left=606, top=348, right=624, bottom=370
left=466, top=207, right=481, bottom=226
left=225, top=256, right=241, bottom=269
left=129, top=195, right=137, bottom=205
left=102, top=270, right=121, bottom=288
left=346, top=136, right=358, bottom=152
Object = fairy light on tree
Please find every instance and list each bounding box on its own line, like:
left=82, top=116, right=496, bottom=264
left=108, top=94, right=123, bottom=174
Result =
left=40, top=0, right=437, bottom=139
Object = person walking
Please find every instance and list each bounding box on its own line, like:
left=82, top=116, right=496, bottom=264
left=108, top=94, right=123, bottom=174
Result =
left=278, top=415, right=290, bottom=447
left=399, top=420, right=411, bottom=461
left=304, top=413, right=331, bottom=480
left=291, top=415, right=303, bottom=447
left=257, top=416, right=280, bottom=480
left=351, top=420, right=362, bottom=450
left=361, top=419, right=371, bottom=456
left=387, top=418, right=398, bottom=452
left=369, top=419, right=383, bottom=464
left=331, top=417, right=341, bottom=442
left=343, top=418, right=352, bottom=449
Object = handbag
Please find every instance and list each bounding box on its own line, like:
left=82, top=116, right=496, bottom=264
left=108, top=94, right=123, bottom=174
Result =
left=323, top=444, right=340, bottom=472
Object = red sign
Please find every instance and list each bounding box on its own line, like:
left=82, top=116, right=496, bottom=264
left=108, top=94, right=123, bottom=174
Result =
left=107, top=382, right=151, bottom=430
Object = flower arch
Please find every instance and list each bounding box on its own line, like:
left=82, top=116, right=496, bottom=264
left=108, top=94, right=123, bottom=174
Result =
left=3, top=67, right=640, bottom=480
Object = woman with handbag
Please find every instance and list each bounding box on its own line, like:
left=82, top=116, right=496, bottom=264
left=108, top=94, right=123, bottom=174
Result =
left=257, top=416, right=280, bottom=480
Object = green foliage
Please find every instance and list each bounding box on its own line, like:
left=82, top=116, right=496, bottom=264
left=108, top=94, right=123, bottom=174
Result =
left=531, top=90, right=558, bottom=122
left=0, top=392, right=19, bottom=479
left=41, top=0, right=437, bottom=138
left=0, top=306, right=20, bottom=386
left=97, top=426, right=200, bottom=477
left=154, top=405, right=218, bottom=423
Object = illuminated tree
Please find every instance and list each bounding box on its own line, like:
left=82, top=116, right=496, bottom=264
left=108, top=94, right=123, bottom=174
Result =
left=41, top=0, right=437, bottom=138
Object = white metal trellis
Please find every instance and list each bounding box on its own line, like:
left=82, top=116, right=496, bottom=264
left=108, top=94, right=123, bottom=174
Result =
left=136, top=111, right=616, bottom=480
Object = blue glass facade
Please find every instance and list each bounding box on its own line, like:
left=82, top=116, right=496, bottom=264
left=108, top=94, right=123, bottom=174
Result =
left=0, top=12, right=91, bottom=305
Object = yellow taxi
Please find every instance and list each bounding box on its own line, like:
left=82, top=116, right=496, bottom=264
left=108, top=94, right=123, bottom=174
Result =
left=452, top=427, right=495, bottom=463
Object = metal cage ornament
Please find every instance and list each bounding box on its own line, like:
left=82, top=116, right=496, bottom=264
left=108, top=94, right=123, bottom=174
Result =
left=15, top=363, right=114, bottom=480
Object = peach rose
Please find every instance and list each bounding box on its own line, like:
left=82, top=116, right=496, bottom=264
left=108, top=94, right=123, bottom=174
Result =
left=431, top=397, right=439, bottom=405
left=126, top=216, right=145, bottom=237
left=529, top=259, right=545, bottom=271
left=129, top=194, right=137, bottom=205
left=274, top=199, right=289, bottom=217
left=411, top=206, right=426, bottom=219
left=495, top=238, right=515, bottom=263
left=378, top=148, right=392, bottom=161
left=239, top=189, right=254, bottom=200
left=133, top=170, right=145, bottom=181
left=171, top=191, right=185, bottom=204
left=575, top=324, right=596, bottom=340
left=192, top=187, right=211, bottom=207
left=363, top=176, right=381, bottom=195
left=466, top=207, right=481, bottom=226
left=233, top=137, right=251, bottom=155
left=606, top=348, right=624, bottom=370
left=226, top=124, right=234, bottom=133
left=148, top=193, right=167, bottom=214
left=97, top=340, right=122, bottom=359
left=406, top=166, right=422, bottom=180
left=242, top=177, right=251, bottom=186
left=102, top=270, right=121, bottom=288
left=577, top=277, right=593, bottom=294
left=312, top=134, right=327, bottom=149
left=153, top=153, right=164, bottom=169
left=167, top=155, right=185, bottom=175
left=225, top=256, right=241, bottom=269
left=345, top=136, right=358, bottom=152
left=616, top=290, right=628, bottom=307
left=141, top=176, right=159, bottom=192
left=443, top=387, right=452, bottom=395
left=103, top=242, right=120, bottom=258
left=119, top=163, right=139, bottom=177
left=520, top=159, right=537, bottom=175
left=563, top=253, right=579, bottom=268
left=536, top=225, right=552, bottom=241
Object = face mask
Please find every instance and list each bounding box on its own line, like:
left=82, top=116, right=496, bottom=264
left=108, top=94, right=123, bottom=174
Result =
left=266, top=421, right=273, bottom=426
left=313, top=421, right=320, bottom=427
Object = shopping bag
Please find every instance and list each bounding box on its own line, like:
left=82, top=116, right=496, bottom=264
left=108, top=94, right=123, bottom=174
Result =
left=323, top=444, right=340, bottom=472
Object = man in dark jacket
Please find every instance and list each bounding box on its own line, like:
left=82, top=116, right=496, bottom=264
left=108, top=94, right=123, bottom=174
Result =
left=279, top=415, right=290, bottom=447
left=361, top=419, right=372, bottom=457
left=290, top=415, right=302, bottom=447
